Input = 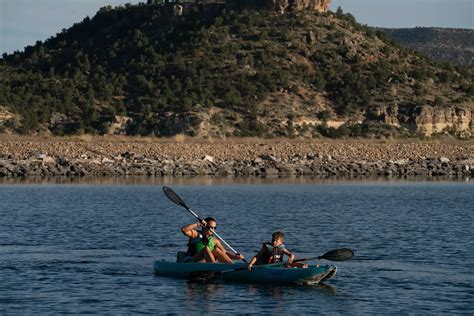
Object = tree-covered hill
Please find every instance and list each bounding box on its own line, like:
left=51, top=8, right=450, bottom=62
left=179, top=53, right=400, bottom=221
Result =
left=0, top=3, right=473, bottom=138
left=381, top=27, right=474, bottom=67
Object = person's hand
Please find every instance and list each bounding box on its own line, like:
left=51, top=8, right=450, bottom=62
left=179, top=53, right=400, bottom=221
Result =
left=199, top=219, right=207, bottom=227
left=287, top=258, right=294, bottom=264
left=247, top=263, right=253, bottom=271
left=236, top=254, right=245, bottom=260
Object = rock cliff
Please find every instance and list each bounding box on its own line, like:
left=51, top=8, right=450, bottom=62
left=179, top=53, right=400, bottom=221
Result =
left=290, top=0, right=331, bottom=12
left=0, top=107, right=14, bottom=122
left=165, top=0, right=331, bottom=14
left=414, top=106, right=472, bottom=137
left=380, top=105, right=473, bottom=138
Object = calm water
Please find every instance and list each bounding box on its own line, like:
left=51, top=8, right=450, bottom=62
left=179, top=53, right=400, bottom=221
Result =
left=1, top=179, right=473, bottom=314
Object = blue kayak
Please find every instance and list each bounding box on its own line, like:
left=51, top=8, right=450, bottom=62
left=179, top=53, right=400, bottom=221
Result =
left=153, top=261, right=337, bottom=285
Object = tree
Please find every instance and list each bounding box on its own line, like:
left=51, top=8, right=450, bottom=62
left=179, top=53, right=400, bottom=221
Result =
left=434, top=96, right=445, bottom=107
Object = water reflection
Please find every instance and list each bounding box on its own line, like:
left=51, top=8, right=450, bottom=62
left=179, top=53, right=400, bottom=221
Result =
left=185, top=282, right=222, bottom=312
left=183, top=278, right=337, bottom=314
left=184, top=281, right=292, bottom=315
left=0, top=175, right=470, bottom=185
left=247, top=282, right=336, bottom=296
left=247, top=284, right=290, bottom=299
left=315, top=283, right=337, bottom=294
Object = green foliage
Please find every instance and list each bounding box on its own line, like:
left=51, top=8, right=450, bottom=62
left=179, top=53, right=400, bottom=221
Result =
left=433, top=96, right=446, bottom=107
left=210, top=112, right=224, bottom=125
left=460, top=83, right=474, bottom=96
left=316, top=124, right=348, bottom=138
left=0, top=3, right=471, bottom=137
left=381, top=27, right=474, bottom=67
left=234, top=116, right=269, bottom=137
left=317, top=110, right=331, bottom=122
left=314, top=120, right=402, bottom=139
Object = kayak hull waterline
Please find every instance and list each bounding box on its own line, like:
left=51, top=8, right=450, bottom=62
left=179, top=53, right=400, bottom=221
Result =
left=153, top=261, right=337, bottom=285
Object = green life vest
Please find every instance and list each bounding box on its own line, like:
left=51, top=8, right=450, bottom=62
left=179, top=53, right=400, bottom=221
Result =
left=187, top=233, right=216, bottom=256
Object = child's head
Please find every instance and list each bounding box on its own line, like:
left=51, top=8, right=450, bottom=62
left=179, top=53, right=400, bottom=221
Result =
left=271, top=231, right=284, bottom=246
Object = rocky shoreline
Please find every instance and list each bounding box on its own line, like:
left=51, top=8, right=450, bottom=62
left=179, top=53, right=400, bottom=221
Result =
left=0, top=138, right=473, bottom=178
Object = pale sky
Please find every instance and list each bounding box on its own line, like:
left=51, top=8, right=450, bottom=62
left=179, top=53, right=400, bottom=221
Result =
left=1, top=0, right=473, bottom=54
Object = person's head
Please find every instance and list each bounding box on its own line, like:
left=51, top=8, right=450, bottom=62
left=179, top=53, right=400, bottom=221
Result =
left=203, top=217, right=217, bottom=237
left=271, top=231, right=284, bottom=247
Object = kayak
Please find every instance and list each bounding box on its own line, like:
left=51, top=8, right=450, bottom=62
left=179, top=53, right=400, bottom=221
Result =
left=153, top=260, right=337, bottom=285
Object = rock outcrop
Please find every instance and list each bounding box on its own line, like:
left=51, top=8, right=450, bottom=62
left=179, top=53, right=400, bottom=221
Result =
left=0, top=107, right=14, bottom=122
left=240, top=0, right=331, bottom=13
left=290, top=0, right=331, bottom=12
left=379, top=105, right=473, bottom=138
left=415, top=106, right=472, bottom=137
left=162, top=0, right=331, bottom=15
left=272, top=0, right=331, bottom=14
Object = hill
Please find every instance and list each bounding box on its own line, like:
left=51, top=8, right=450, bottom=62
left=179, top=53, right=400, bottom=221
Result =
left=381, top=27, right=474, bottom=67
left=0, top=3, right=473, bottom=138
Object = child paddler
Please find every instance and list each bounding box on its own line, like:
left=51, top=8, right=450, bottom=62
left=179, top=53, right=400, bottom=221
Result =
left=181, top=217, right=244, bottom=263
left=248, top=231, right=308, bottom=270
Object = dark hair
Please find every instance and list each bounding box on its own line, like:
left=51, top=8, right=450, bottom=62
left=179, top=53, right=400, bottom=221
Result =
left=272, top=231, right=284, bottom=240
left=204, top=217, right=216, bottom=223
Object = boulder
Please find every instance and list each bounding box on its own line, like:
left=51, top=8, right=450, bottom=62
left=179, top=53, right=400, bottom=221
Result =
left=203, top=155, right=216, bottom=164
left=253, top=157, right=264, bottom=165
left=260, top=154, right=279, bottom=163
left=102, top=157, right=114, bottom=164
left=42, top=156, right=56, bottom=164
left=439, top=157, right=450, bottom=163
left=263, top=167, right=279, bottom=176
left=32, top=151, right=47, bottom=160
left=393, top=159, right=408, bottom=166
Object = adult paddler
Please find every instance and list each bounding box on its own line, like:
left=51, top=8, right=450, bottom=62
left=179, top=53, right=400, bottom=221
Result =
left=181, top=217, right=245, bottom=263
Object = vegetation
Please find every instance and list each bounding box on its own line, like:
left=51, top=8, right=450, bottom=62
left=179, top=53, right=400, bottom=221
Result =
left=381, top=27, right=474, bottom=66
left=0, top=3, right=472, bottom=138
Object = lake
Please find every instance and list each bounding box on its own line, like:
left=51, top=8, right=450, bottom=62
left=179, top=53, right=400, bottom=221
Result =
left=1, top=178, right=473, bottom=314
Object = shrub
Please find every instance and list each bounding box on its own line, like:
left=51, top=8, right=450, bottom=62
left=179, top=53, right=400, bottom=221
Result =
left=433, top=96, right=446, bottom=107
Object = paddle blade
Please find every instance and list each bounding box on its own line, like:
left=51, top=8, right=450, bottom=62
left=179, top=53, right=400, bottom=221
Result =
left=320, top=248, right=354, bottom=262
left=163, top=186, right=188, bottom=209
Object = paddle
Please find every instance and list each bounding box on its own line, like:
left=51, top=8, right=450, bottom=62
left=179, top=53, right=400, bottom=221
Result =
left=162, top=186, right=246, bottom=263
left=293, top=248, right=354, bottom=263
left=189, top=248, right=354, bottom=282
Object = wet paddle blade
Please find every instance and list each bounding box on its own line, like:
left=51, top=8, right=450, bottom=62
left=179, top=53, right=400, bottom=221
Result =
left=320, top=248, right=354, bottom=262
left=163, top=186, right=188, bottom=209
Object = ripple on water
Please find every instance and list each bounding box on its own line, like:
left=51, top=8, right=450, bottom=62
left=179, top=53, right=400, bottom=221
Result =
left=0, top=182, right=473, bottom=314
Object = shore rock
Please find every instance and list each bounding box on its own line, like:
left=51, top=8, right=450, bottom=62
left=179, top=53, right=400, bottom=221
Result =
left=0, top=139, right=472, bottom=178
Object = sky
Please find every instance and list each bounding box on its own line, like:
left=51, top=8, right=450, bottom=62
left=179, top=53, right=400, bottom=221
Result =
left=1, top=0, right=473, bottom=54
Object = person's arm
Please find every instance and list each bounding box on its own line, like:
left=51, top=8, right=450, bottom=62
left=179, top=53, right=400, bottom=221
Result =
left=226, top=251, right=245, bottom=260
left=210, top=235, right=244, bottom=260
left=181, top=219, right=206, bottom=238
left=283, top=249, right=295, bottom=264
left=214, top=238, right=226, bottom=253
left=248, top=246, right=265, bottom=270
left=247, top=256, right=258, bottom=270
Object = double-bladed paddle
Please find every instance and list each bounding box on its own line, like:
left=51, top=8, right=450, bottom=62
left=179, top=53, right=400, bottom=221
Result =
left=162, top=186, right=247, bottom=262
left=189, top=248, right=354, bottom=282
